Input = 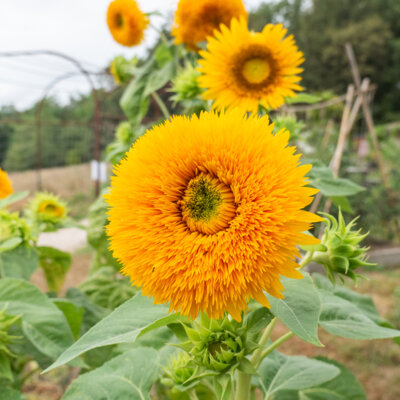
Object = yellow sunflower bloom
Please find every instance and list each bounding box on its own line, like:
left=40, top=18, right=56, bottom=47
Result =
left=172, top=0, right=247, bottom=50
left=0, top=168, right=13, bottom=199
left=107, top=0, right=148, bottom=47
left=27, top=192, right=67, bottom=225
left=106, top=110, right=321, bottom=321
left=198, top=18, right=304, bottom=112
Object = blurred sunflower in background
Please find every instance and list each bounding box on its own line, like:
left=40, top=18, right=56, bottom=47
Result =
left=172, top=0, right=247, bottom=50
left=198, top=18, right=304, bottom=112
left=27, top=192, right=67, bottom=228
left=106, top=0, right=148, bottom=47
left=106, top=110, right=321, bottom=321
left=0, top=168, right=13, bottom=199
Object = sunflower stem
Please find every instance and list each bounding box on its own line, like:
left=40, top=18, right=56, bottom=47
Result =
left=299, top=251, right=313, bottom=270
left=251, top=317, right=277, bottom=369
left=152, top=92, right=170, bottom=119
left=235, top=370, right=252, bottom=400
left=259, top=331, right=295, bottom=361
left=188, top=389, right=199, bottom=400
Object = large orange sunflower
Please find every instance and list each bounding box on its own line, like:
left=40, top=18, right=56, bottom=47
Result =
left=106, top=0, right=148, bottom=47
left=198, top=18, right=304, bottom=112
left=0, top=168, right=13, bottom=199
left=105, top=110, right=321, bottom=320
left=172, top=0, right=247, bottom=50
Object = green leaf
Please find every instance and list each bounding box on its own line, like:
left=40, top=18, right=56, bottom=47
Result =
left=53, top=299, right=84, bottom=340
left=144, top=61, right=174, bottom=97
left=65, top=288, right=109, bottom=335
left=0, top=387, right=26, bottom=400
left=330, top=196, right=353, bottom=213
left=0, top=191, right=29, bottom=209
left=266, top=273, right=322, bottom=346
left=318, top=289, right=400, bottom=339
left=244, top=307, right=274, bottom=336
left=61, top=347, right=159, bottom=400
left=0, top=278, right=74, bottom=359
left=0, top=353, right=12, bottom=381
left=0, top=245, right=38, bottom=280
left=308, top=166, right=364, bottom=197
left=213, top=374, right=233, bottom=400
left=120, top=77, right=149, bottom=125
left=38, top=246, right=71, bottom=293
left=258, top=352, right=339, bottom=398
left=45, top=293, right=185, bottom=372
left=0, top=237, right=22, bottom=253
left=285, top=93, right=322, bottom=105
left=276, top=357, right=366, bottom=400
left=313, top=274, right=383, bottom=324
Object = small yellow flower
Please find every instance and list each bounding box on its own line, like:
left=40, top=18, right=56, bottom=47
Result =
left=27, top=192, right=67, bottom=226
left=105, top=110, right=321, bottom=321
left=0, top=168, right=13, bottom=199
left=172, top=0, right=247, bottom=50
left=106, top=0, right=148, bottom=47
left=198, top=18, right=304, bottom=112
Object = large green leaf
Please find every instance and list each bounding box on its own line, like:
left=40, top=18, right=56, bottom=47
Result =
left=275, top=357, right=366, bottom=400
left=266, top=273, right=322, bottom=346
left=0, top=387, right=26, bottom=400
left=258, top=352, right=339, bottom=398
left=0, top=353, right=12, bottom=381
left=53, top=299, right=84, bottom=340
left=45, top=293, right=185, bottom=372
left=144, top=61, right=175, bottom=97
left=0, top=278, right=73, bottom=359
left=0, top=245, right=38, bottom=280
left=61, top=347, right=159, bottom=400
left=38, top=246, right=71, bottom=293
left=318, top=289, right=400, bottom=339
left=308, top=166, right=364, bottom=197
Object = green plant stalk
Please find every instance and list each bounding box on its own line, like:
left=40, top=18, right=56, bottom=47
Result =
left=260, top=331, right=295, bottom=360
left=299, top=250, right=313, bottom=270
left=251, top=317, right=277, bottom=368
left=152, top=92, right=170, bottom=119
left=188, top=389, right=199, bottom=400
left=235, top=370, right=252, bottom=400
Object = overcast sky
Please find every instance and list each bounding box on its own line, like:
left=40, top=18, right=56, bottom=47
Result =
left=0, top=0, right=263, bottom=110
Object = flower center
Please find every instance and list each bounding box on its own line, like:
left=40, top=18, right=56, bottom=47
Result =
left=115, top=13, right=123, bottom=27
left=231, top=45, right=277, bottom=91
left=242, top=58, right=271, bottom=84
left=180, top=173, right=235, bottom=235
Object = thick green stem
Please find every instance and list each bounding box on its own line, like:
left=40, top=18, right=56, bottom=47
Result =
left=151, top=92, right=170, bottom=119
left=299, top=251, right=313, bottom=270
left=251, top=317, right=277, bottom=368
left=235, top=371, right=252, bottom=400
left=260, top=331, right=295, bottom=360
left=188, top=389, right=199, bottom=400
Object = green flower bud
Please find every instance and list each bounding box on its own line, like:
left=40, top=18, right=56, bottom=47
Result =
left=182, top=314, right=250, bottom=373
left=171, top=63, right=202, bottom=103
left=161, top=352, right=197, bottom=389
left=115, top=121, right=134, bottom=146
left=312, top=211, right=375, bottom=282
left=0, top=209, right=30, bottom=252
left=110, top=56, right=137, bottom=85
left=272, top=115, right=305, bottom=140
left=26, top=192, right=68, bottom=232
left=0, top=307, right=21, bottom=357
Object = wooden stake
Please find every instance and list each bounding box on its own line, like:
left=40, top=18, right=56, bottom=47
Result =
left=345, top=43, right=393, bottom=202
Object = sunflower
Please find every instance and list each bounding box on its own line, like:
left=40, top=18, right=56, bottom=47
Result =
left=106, top=0, right=148, bottom=47
left=198, top=18, right=304, bottom=112
left=172, top=0, right=247, bottom=50
left=27, top=192, right=67, bottom=225
left=106, top=110, right=321, bottom=320
left=0, top=168, right=13, bottom=199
